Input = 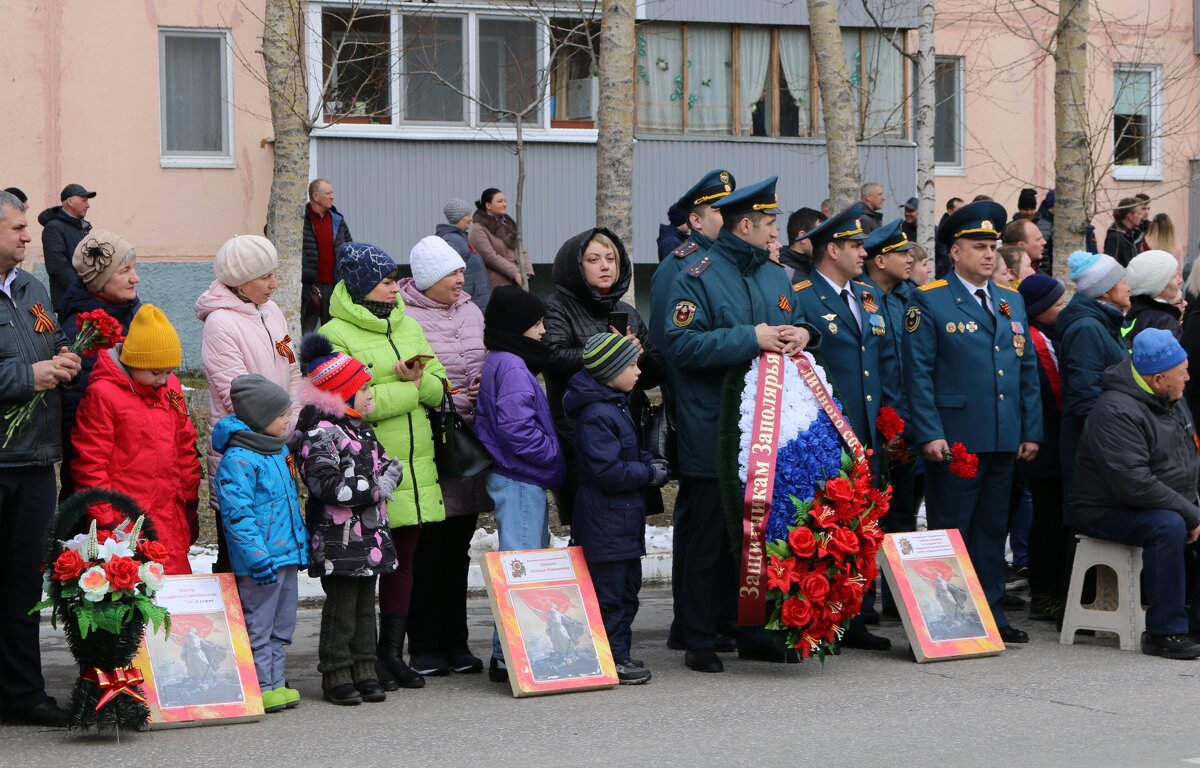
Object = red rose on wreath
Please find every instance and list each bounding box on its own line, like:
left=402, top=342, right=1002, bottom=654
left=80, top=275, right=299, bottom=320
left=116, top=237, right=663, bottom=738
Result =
left=823, top=477, right=854, bottom=505
left=52, top=549, right=87, bottom=581
left=139, top=539, right=169, bottom=564
left=766, top=555, right=800, bottom=592
left=780, top=596, right=813, bottom=627
left=799, top=571, right=831, bottom=604
left=103, top=556, right=141, bottom=592
left=788, top=526, right=817, bottom=558
left=829, top=527, right=860, bottom=556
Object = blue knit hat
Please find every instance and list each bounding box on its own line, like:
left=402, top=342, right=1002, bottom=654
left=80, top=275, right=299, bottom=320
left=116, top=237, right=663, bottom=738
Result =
left=1016, top=274, right=1064, bottom=318
left=1067, top=250, right=1124, bottom=298
left=1132, top=328, right=1187, bottom=375
left=336, top=242, right=398, bottom=299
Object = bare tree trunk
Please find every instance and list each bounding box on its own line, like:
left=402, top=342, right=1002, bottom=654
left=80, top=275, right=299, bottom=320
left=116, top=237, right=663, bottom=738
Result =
left=262, top=0, right=308, bottom=338
left=808, top=0, right=860, bottom=209
left=914, top=0, right=937, bottom=255
left=595, top=0, right=635, bottom=254
left=513, top=114, right=532, bottom=290
left=1053, top=0, right=1090, bottom=280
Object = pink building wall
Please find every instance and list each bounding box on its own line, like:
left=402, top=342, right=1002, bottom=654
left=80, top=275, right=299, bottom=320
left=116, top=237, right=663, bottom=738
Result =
left=934, top=0, right=1200, bottom=256
left=9, top=0, right=274, bottom=262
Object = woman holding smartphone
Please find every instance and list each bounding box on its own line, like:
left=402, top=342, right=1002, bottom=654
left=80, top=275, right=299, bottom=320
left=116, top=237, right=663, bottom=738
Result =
left=320, top=241, right=447, bottom=691
left=543, top=228, right=667, bottom=522
left=396, top=236, right=492, bottom=677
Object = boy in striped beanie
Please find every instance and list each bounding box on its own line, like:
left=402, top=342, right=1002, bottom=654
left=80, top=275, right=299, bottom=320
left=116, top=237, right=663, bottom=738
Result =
left=562, top=333, right=671, bottom=685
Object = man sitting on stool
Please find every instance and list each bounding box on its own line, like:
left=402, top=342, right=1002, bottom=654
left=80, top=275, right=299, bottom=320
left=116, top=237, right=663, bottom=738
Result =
left=1071, top=328, right=1200, bottom=659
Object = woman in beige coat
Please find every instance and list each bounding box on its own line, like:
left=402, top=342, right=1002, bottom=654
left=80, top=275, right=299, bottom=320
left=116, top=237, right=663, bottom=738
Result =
left=467, top=188, right=530, bottom=289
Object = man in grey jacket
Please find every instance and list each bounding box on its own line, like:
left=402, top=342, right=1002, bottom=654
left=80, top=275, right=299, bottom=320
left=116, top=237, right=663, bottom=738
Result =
left=0, top=191, right=81, bottom=726
left=1071, top=328, right=1200, bottom=659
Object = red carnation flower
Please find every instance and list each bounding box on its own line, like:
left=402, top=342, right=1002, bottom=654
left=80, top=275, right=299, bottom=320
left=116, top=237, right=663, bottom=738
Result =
left=876, top=406, right=905, bottom=443
left=945, top=442, right=979, bottom=479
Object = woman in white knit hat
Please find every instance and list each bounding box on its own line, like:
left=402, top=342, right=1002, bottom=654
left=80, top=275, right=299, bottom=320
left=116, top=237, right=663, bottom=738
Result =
left=396, top=235, right=491, bottom=676
left=196, top=234, right=301, bottom=570
left=1124, top=249, right=1184, bottom=342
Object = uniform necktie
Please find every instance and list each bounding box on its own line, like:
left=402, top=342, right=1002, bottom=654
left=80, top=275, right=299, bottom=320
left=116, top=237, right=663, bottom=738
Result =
left=975, top=288, right=995, bottom=323
left=840, top=289, right=862, bottom=331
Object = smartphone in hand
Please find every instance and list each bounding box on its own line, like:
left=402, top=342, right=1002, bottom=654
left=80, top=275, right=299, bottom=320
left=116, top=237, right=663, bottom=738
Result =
left=608, top=311, right=629, bottom=336
left=404, top=354, right=433, bottom=367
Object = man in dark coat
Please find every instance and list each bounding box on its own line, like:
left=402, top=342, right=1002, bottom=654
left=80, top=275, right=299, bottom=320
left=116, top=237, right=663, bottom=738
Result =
left=1104, top=197, right=1144, bottom=267
left=777, top=207, right=825, bottom=282
left=656, top=202, right=689, bottom=263
left=0, top=191, right=81, bottom=726
left=1071, top=329, right=1200, bottom=659
left=859, top=182, right=885, bottom=234
left=38, top=183, right=94, bottom=315
left=302, top=178, right=352, bottom=333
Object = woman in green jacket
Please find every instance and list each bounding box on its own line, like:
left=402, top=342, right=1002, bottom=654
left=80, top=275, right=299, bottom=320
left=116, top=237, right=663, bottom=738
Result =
left=320, top=242, right=447, bottom=690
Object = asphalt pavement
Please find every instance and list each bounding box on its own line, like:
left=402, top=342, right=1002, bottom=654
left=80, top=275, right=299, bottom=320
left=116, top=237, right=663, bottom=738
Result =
left=6, top=588, right=1199, bottom=768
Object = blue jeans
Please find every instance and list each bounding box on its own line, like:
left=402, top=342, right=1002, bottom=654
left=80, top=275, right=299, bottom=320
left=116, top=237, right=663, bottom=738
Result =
left=1084, top=507, right=1193, bottom=636
left=487, top=471, right=550, bottom=661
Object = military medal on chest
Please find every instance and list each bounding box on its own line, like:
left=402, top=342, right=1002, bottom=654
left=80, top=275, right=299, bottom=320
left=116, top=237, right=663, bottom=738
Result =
left=869, top=314, right=885, bottom=336
left=822, top=313, right=838, bottom=334
left=1011, top=320, right=1025, bottom=356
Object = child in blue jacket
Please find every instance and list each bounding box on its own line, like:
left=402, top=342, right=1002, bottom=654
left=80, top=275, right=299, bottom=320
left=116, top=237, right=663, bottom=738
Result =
left=214, top=374, right=309, bottom=713
left=563, top=333, right=670, bottom=684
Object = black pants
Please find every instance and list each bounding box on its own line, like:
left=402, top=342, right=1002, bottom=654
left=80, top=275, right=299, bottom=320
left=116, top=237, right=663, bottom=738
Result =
left=407, top=515, right=478, bottom=658
left=301, top=281, right=334, bottom=334
left=675, top=477, right=737, bottom=649
left=589, top=558, right=642, bottom=662
left=1027, top=475, right=1069, bottom=599
left=0, top=466, right=57, bottom=711
left=318, top=575, right=378, bottom=687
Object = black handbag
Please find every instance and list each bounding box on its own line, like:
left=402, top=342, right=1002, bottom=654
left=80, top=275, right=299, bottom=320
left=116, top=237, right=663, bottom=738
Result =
left=641, top=400, right=675, bottom=463
left=428, top=387, right=493, bottom=478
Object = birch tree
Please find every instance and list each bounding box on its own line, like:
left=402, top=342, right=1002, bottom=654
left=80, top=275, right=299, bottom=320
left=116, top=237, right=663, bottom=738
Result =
left=595, top=0, right=635, bottom=253
left=914, top=0, right=937, bottom=255
left=1052, top=0, right=1090, bottom=272
left=807, top=0, right=861, bottom=208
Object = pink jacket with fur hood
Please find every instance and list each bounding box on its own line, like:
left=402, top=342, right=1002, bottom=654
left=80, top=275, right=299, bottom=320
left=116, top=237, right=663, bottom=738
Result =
left=196, top=280, right=302, bottom=480
left=397, top=277, right=486, bottom=424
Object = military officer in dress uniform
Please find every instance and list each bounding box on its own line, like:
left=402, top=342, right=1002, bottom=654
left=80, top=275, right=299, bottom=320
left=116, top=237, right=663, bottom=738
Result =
left=903, top=201, right=1042, bottom=644
left=794, top=203, right=900, bottom=650
left=860, top=219, right=918, bottom=619
left=662, top=176, right=820, bottom=673
left=650, top=169, right=736, bottom=652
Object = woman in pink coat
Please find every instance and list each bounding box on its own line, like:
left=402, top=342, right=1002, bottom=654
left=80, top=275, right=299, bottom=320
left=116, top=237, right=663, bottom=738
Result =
left=196, top=235, right=301, bottom=570
left=397, top=235, right=492, bottom=676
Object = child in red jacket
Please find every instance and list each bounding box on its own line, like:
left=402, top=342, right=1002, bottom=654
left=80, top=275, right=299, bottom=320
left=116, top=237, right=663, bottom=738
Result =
left=72, top=305, right=201, bottom=574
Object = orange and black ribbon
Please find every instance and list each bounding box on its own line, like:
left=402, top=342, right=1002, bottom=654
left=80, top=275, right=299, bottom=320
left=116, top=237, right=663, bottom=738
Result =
left=276, top=335, right=296, bottom=364
left=30, top=303, right=56, bottom=334
left=82, top=666, right=146, bottom=711
left=166, top=389, right=187, bottom=415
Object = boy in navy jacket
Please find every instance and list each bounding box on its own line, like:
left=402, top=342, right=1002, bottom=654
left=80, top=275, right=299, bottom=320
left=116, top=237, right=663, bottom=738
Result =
left=563, top=333, right=671, bottom=684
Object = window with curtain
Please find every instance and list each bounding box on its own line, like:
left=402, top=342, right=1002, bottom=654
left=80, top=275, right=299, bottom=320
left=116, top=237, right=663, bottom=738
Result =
left=934, top=56, right=963, bottom=167
left=160, top=30, right=230, bottom=158
left=862, top=30, right=905, bottom=139
left=478, top=17, right=541, bottom=124
left=549, top=18, right=601, bottom=124
left=777, top=28, right=811, bottom=137
left=322, top=9, right=392, bottom=121
left=1113, top=65, right=1158, bottom=168
left=636, top=24, right=684, bottom=132
left=739, top=27, right=771, bottom=136
left=402, top=15, right=465, bottom=123
left=686, top=25, right=733, bottom=134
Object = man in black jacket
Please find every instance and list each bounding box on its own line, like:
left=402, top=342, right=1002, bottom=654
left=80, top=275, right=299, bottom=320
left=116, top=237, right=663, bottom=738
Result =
left=0, top=191, right=81, bottom=726
left=39, top=183, right=94, bottom=316
left=776, top=207, right=825, bottom=282
left=1071, top=328, right=1200, bottom=659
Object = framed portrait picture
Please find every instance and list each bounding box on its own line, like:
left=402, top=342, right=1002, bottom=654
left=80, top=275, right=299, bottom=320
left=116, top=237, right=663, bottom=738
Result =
left=878, top=529, right=1005, bottom=662
left=482, top=547, right=618, bottom=697
left=131, top=573, right=264, bottom=727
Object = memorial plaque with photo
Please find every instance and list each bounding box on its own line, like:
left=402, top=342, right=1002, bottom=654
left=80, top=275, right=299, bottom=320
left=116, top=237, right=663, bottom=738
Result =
left=878, top=529, right=1005, bottom=662
left=132, top=573, right=264, bottom=727
left=482, top=547, right=618, bottom=697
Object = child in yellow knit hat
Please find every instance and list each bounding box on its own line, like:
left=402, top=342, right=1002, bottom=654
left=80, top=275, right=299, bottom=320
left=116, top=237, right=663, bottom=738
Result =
left=72, top=305, right=202, bottom=574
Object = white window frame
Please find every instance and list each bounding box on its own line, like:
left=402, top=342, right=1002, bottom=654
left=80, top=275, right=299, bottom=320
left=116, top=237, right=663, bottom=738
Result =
left=308, top=3, right=598, bottom=143
left=933, top=55, right=965, bottom=177
left=158, top=27, right=235, bottom=169
left=1112, top=63, right=1163, bottom=182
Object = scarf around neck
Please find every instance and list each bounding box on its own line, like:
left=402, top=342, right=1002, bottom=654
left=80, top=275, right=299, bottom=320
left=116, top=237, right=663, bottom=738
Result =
left=227, top=429, right=287, bottom=455
left=484, top=327, right=550, bottom=375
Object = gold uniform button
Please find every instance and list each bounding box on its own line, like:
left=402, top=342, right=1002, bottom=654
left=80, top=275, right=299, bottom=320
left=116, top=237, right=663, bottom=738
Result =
left=994, top=345, right=1001, bottom=352
left=861, top=346, right=867, bottom=352
left=999, top=394, right=1006, bottom=401
left=864, top=370, right=870, bottom=377
left=998, top=369, right=1005, bottom=376
left=866, top=395, right=873, bottom=402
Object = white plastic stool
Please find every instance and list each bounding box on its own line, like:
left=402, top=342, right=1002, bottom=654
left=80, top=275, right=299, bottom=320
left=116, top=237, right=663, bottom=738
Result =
left=1060, top=535, right=1146, bottom=651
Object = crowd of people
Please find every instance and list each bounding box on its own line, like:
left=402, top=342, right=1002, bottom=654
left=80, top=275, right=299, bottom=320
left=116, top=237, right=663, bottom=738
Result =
left=0, top=170, right=1198, bottom=727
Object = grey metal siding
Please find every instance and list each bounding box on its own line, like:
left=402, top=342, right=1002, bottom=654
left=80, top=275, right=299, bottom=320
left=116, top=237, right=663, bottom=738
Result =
left=314, top=136, right=916, bottom=267
left=638, top=0, right=919, bottom=30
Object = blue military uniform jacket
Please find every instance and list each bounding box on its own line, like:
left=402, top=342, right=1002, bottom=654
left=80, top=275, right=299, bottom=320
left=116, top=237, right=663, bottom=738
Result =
left=794, top=270, right=900, bottom=449
left=903, top=273, right=1043, bottom=453
left=662, top=229, right=820, bottom=477
left=650, top=230, right=714, bottom=353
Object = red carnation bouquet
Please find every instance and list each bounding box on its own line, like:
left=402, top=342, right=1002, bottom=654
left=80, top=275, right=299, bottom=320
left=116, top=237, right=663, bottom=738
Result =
left=2, top=309, right=124, bottom=448
left=944, top=441, right=979, bottom=478
left=765, top=454, right=890, bottom=659
left=875, top=406, right=978, bottom=479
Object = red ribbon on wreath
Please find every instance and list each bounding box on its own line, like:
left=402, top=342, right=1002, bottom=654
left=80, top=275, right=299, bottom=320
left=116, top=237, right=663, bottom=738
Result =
left=82, top=666, right=146, bottom=711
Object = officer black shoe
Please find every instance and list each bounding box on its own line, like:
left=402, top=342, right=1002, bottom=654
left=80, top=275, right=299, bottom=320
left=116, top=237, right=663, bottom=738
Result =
left=1141, top=632, right=1200, bottom=659
left=998, top=625, right=1029, bottom=644
left=840, top=627, right=892, bottom=650
left=1, top=699, right=69, bottom=727
left=684, top=649, right=724, bottom=673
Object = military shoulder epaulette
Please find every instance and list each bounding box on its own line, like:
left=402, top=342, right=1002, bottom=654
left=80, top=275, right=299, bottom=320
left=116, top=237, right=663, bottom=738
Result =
left=793, top=280, right=812, bottom=291
left=918, top=279, right=949, bottom=292
left=853, top=280, right=870, bottom=288
left=686, top=255, right=713, bottom=278
left=672, top=241, right=699, bottom=259
left=995, top=282, right=1020, bottom=293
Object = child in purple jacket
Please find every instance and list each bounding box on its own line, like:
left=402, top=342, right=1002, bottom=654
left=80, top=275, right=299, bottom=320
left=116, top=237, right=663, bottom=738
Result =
left=474, top=285, right=566, bottom=682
